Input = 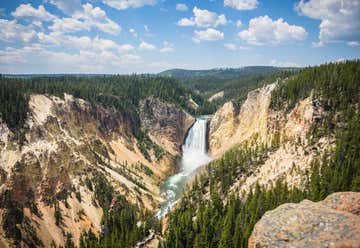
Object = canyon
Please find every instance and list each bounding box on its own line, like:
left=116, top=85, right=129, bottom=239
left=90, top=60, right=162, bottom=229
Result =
left=0, top=61, right=359, bottom=247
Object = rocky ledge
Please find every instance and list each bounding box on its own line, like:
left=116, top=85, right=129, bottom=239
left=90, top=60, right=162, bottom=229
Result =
left=249, top=192, right=360, bottom=248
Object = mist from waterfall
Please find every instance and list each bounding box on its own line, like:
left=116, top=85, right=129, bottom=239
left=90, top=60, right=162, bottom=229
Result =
left=156, top=117, right=212, bottom=218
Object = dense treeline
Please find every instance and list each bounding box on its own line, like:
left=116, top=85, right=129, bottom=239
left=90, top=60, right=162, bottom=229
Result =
left=163, top=67, right=296, bottom=107
left=0, top=75, right=195, bottom=133
left=271, top=60, right=360, bottom=135
left=163, top=60, right=360, bottom=248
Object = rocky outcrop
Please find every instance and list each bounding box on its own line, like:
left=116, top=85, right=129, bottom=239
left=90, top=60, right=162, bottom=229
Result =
left=139, top=97, right=195, bottom=155
left=208, top=91, right=224, bottom=102
left=249, top=192, right=360, bottom=248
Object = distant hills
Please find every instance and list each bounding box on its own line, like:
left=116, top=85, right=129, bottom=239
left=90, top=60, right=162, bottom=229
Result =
left=158, top=66, right=300, bottom=78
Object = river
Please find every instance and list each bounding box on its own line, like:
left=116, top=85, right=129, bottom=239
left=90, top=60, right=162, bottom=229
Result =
left=156, top=117, right=212, bottom=218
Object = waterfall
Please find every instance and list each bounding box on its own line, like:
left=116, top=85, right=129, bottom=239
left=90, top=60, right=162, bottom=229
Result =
left=156, top=117, right=212, bottom=218
left=183, top=118, right=207, bottom=153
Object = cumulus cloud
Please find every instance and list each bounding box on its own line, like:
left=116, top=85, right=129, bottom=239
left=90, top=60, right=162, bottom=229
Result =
left=38, top=32, right=133, bottom=54
left=0, top=19, right=36, bottom=43
left=238, top=15, right=307, bottom=45
left=159, top=41, right=174, bottom=53
left=50, top=18, right=84, bottom=33
left=178, top=7, right=227, bottom=27
left=102, top=0, right=157, bottom=10
left=296, top=0, right=360, bottom=45
left=193, top=28, right=224, bottom=43
left=139, top=41, right=156, bottom=50
left=12, top=4, right=55, bottom=21
left=48, top=0, right=82, bottom=14
left=176, top=3, right=188, bottom=11
left=49, top=3, right=121, bottom=35
left=224, top=0, right=258, bottom=10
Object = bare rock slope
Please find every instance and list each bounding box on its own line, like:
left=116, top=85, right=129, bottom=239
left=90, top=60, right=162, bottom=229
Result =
left=249, top=192, right=360, bottom=248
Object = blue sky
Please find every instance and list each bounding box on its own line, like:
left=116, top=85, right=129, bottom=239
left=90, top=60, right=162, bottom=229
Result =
left=0, top=0, right=359, bottom=74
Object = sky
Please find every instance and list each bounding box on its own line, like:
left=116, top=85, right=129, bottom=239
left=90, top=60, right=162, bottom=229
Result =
left=0, top=0, right=359, bottom=74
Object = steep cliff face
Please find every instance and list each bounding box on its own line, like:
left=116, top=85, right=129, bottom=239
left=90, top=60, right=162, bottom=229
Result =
left=209, top=81, right=329, bottom=193
left=249, top=192, right=360, bottom=248
left=0, top=94, right=191, bottom=247
left=139, top=97, right=195, bottom=156
left=209, top=83, right=276, bottom=157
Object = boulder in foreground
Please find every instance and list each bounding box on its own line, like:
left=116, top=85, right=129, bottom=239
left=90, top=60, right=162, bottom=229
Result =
left=249, top=192, right=360, bottom=248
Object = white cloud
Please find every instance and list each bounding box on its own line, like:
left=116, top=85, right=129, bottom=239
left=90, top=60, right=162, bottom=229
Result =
left=38, top=32, right=134, bottom=54
left=176, top=3, right=188, bottom=11
left=177, top=18, right=194, bottom=26
left=139, top=41, right=156, bottom=50
left=73, top=3, right=121, bottom=35
left=129, top=28, right=138, bottom=38
left=224, top=43, right=250, bottom=50
left=12, top=4, right=56, bottom=21
left=50, top=18, right=85, bottom=33
left=48, top=0, right=82, bottom=14
left=296, top=0, right=360, bottom=45
left=119, top=44, right=135, bottom=52
left=238, top=15, right=307, bottom=45
left=178, top=7, right=227, bottom=27
left=32, top=21, right=43, bottom=28
left=193, top=28, right=224, bottom=43
left=236, top=20, right=242, bottom=27
left=270, top=59, right=299, bottom=67
left=0, top=45, right=144, bottom=73
left=0, top=19, right=36, bottom=43
left=224, top=0, right=258, bottom=10
left=159, top=41, right=174, bottom=53
left=347, top=41, right=360, bottom=47
left=224, top=43, right=237, bottom=50
left=102, top=0, right=157, bottom=10
left=49, top=3, right=121, bottom=35
left=0, top=45, right=43, bottom=64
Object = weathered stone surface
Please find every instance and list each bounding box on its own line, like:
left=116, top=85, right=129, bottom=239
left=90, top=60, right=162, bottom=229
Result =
left=322, top=192, right=360, bottom=216
left=139, top=96, right=195, bottom=155
left=249, top=192, right=360, bottom=248
left=209, top=83, right=276, bottom=157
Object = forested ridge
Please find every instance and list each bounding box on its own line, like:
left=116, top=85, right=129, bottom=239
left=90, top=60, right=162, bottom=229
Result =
left=162, top=60, right=360, bottom=248
left=160, top=66, right=297, bottom=109
left=0, top=75, right=198, bottom=145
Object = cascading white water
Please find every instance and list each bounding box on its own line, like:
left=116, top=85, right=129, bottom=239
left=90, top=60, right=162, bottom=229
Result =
left=156, top=117, right=212, bottom=218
